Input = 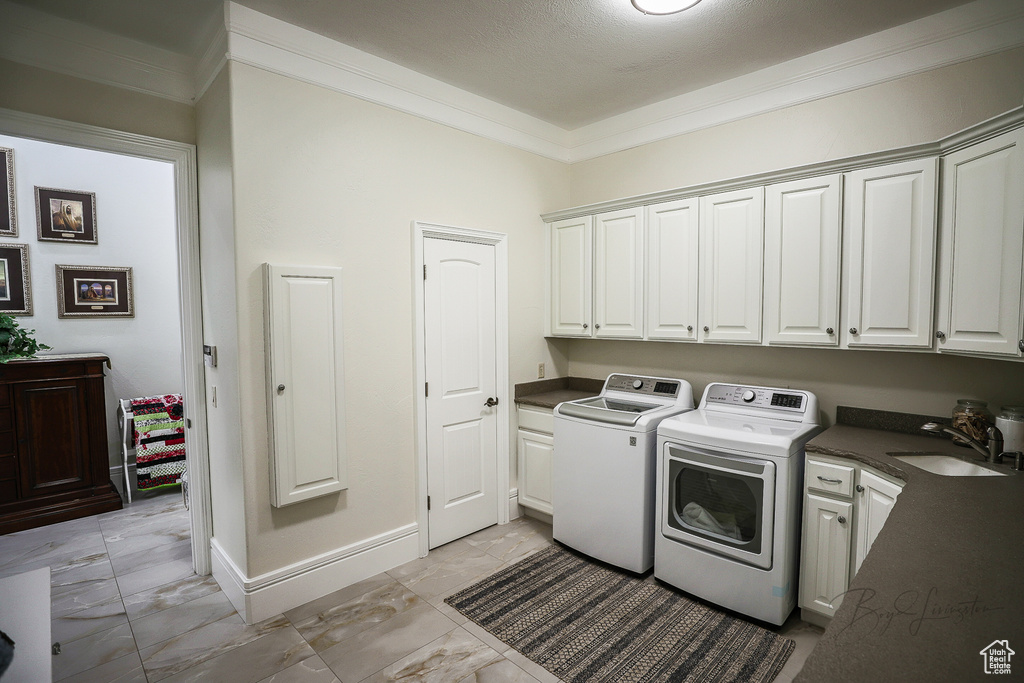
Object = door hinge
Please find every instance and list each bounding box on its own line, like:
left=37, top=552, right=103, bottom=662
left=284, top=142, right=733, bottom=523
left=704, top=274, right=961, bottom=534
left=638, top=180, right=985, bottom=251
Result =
left=186, top=418, right=192, bottom=429
left=427, top=496, right=431, bottom=511
left=423, top=264, right=427, bottom=280
left=425, top=382, right=428, bottom=397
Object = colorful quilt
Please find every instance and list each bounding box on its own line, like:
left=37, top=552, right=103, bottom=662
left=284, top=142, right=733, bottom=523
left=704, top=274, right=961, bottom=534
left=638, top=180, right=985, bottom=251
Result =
left=131, top=394, right=186, bottom=491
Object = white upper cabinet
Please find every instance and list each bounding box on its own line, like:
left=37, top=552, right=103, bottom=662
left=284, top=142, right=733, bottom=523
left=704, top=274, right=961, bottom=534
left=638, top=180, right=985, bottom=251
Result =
left=699, top=187, right=765, bottom=343
left=549, top=216, right=593, bottom=337
left=646, top=198, right=699, bottom=341
left=936, top=128, right=1024, bottom=357
left=594, top=207, right=644, bottom=339
left=843, top=159, right=938, bottom=348
left=764, top=175, right=842, bottom=346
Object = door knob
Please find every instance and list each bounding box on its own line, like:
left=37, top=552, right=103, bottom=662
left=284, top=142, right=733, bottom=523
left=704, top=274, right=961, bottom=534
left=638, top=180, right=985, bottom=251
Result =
left=484, top=397, right=499, bottom=407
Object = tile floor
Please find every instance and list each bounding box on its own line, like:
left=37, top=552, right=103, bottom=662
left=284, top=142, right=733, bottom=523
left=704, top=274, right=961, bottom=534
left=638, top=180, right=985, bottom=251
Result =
left=0, top=490, right=821, bottom=682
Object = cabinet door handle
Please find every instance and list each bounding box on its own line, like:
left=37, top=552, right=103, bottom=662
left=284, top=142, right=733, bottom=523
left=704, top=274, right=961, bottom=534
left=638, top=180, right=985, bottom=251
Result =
left=583, top=323, right=588, bottom=330
left=856, top=484, right=865, bottom=492
left=837, top=515, right=847, bottom=524
left=703, top=326, right=710, bottom=333
left=277, top=384, right=286, bottom=394
left=935, top=331, right=946, bottom=340
left=826, top=327, right=834, bottom=335
left=817, top=476, right=843, bottom=484
left=1019, top=340, right=1023, bottom=352
left=595, top=323, right=601, bottom=330
left=687, top=325, right=693, bottom=332
left=849, top=327, right=858, bottom=335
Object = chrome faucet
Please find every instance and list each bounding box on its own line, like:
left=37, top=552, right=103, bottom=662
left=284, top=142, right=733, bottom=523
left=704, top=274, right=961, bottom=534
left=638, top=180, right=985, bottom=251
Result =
left=920, top=422, right=1003, bottom=462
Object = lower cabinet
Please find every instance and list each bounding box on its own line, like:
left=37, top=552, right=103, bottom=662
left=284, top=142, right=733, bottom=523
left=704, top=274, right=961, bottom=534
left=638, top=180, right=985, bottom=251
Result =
left=799, top=454, right=903, bottom=625
left=516, top=405, right=554, bottom=515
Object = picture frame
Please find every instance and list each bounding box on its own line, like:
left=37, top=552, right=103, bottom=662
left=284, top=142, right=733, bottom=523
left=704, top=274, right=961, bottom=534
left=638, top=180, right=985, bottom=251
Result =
left=36, top=187, right=97, bottom=244
left=0, top=243, right=32, bottom=315
left=0, top=148, right=15, bottom=237
left=55, top=264, right=133, bottom=318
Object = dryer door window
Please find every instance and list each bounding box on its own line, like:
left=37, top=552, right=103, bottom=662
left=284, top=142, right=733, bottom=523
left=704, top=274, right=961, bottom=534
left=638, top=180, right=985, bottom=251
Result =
left=662, top=444, right=775, bottom=569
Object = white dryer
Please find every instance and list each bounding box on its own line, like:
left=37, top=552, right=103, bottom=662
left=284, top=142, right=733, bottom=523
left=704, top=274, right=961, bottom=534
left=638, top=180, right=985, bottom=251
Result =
left=655, top=383, right=822, bottom=625
left=553, top=374, right=694, bottom=573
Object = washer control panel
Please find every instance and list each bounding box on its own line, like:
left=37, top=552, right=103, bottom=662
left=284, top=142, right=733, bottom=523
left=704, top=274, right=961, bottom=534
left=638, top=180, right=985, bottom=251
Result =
left=704, top=383, right=807, bottom=413
left=605, top=374, right=680, bottom=397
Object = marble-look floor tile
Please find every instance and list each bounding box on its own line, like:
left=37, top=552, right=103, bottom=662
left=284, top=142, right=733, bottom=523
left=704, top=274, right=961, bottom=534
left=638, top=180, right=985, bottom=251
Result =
left=0, top=527, right=106, bottom=575
left=464, top=519, right=552, bottom=563
left=49, top=551, right=115, bottom=588
left=131, top=590, right=239, bottom=648
left=318, top=603, right=457, bottom=683
left=460, top=617, right=513, bottom=656
left=58, top=651, right=147, bottom=683
left=52, top=622, right=138, bottom=681
left=116, top=555, right=194, bottom=597
left=500, top=649, right=562, bottom=683
left=99, top=504, right=189, bottom=542
left=284, top=572, right=394, bottom=625
left=293, top=580, right=422, bottom=652
left=773, top=615, right=823, bottom=680
left=361, top=627, right=502, bottom=683
left=457, top=657, right=542, bottom=683
left=386, top=539, right=475, bottom=582
left=109, top=536, right=192, bottom=576
left=392, top=547, right=505, bottom=602
left=257, top=655, right=340, bottom=683
left=51, top=576, right=123, bottom=619
left=141, top=613, right=291, bottom=682
left=123, top=573, right=221, bottom=620
left=104, top=521, right=190, bottom=561
left=52, top=596, right=128, bottom=644
left=157, top=625, right=316, bottom=683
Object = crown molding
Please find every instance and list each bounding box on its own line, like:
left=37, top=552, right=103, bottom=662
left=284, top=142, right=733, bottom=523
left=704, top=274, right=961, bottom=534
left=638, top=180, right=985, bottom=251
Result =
left=0, top=0, right=1021, bottom=162
left=567, top=0, right=1024, bottom=161
left=0, top=0, right=195, bottom=103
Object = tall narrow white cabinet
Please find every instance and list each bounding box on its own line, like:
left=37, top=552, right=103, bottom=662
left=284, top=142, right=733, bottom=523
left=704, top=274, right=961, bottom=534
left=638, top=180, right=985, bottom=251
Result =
left=843, top=159, right=938, bottom=348
left=699, top=187, right=765, bottom=343
left=263, top=264, right=347, bottom=508
left=764, top=175, right=842, bottom=346
left=549, top=216, right=593, bottom=337
left=593, top=208, right=644, bottom=339
left=646, top=198, right=699, bottom=341
left=937, top=127, right=1024, bottom=358
left=800, top=493, right=852, bottom=619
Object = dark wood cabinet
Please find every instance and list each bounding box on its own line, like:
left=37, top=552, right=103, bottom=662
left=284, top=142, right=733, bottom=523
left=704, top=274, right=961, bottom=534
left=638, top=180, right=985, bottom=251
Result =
left=0, top=355, right=121, bottom=534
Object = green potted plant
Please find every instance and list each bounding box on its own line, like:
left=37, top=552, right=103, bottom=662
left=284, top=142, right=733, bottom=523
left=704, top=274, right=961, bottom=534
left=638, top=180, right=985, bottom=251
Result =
left=0, top=314, right=51, bottom=363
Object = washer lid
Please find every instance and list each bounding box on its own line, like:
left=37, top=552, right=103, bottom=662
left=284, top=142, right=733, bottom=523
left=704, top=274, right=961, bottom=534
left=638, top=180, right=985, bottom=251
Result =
left=556, top=396, right=662, bottom=426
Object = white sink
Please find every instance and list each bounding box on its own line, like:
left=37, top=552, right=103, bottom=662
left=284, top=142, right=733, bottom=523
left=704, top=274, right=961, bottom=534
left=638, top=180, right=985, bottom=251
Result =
left=888, top=452, right=1008, bottom=477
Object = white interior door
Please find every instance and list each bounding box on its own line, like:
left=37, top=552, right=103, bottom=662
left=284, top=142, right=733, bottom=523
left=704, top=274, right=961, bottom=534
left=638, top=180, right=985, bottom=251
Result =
left=424, top=237, right=499, bottom=549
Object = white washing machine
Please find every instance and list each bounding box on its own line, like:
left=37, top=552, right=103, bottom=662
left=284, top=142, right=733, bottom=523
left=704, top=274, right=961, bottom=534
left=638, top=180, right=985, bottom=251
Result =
left=553, top=374, right=694, bottom=573
left=655, top=383, right=822, bottom=625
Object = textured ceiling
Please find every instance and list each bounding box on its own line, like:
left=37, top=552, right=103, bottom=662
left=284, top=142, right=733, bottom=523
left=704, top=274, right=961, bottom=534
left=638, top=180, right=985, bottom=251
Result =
left=11, top=0, right=976, bottom=128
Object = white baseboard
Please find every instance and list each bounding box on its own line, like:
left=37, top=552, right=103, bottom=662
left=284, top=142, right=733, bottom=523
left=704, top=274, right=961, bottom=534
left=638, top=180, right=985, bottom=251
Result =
left=210, top=523, right=420, bottom=624
left=508, top=487, right=521, bottom=521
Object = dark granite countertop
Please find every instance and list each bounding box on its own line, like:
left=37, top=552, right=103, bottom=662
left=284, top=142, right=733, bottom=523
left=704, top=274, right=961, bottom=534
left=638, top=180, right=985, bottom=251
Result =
left=795, top=424, right=1024, bottom=682
left=513, top=377, right=603, bottom=409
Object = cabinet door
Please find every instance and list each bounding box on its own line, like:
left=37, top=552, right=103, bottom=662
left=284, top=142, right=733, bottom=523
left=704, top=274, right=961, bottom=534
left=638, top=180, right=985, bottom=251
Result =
left=549, top=216, right=593, bottom=337
left=646, top=198, right=699, bottom=341
left=517, top=429, right=553, bottom=515
left=699, top=187, right=765, bottom=343
left=15, top=379, right=93, bottom=497
left=937, top=128, right=1024, bottom=357
left=843, top=159, right=937, bottom=348
left=264, top=264, right=348, bottom=507
left=764, top=175, right=842, bottom=346
left=594, top=208, right=644, bottom=339
left=853, top=469, right=903, bottom=574
left=799, top=492, right=852, bottom=619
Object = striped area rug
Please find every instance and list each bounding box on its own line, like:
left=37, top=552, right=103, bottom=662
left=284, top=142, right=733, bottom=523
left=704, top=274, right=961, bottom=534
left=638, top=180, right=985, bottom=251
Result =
left=445, top=546, right=794, bottom=683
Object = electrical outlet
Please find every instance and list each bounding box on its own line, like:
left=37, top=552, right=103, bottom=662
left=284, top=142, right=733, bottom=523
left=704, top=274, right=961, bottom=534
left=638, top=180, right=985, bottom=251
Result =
left=538, top=363, right=545, bottom=378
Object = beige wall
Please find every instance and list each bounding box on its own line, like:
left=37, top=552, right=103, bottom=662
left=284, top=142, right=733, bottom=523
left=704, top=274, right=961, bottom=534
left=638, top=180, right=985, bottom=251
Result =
left=0, top=58, right=196, bottom=145
left=570, top=47, right=1024, bottom=206
left=563, top=47, right=1024, bottom=424
left=196, top=67, right=249, bottom=571
left=226, top=63, right=569, bottom=576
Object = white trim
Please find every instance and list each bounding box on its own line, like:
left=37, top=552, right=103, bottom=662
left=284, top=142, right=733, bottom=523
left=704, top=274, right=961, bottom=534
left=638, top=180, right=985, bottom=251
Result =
left=508, top=487, right=521, bottom=521
left=0, top=0, right=195, bottom=103
left=0, top=107, right=213, bottom=576
left=412, top=221, right=511, bottom=558
left=210, top=524, right=419, bottom=624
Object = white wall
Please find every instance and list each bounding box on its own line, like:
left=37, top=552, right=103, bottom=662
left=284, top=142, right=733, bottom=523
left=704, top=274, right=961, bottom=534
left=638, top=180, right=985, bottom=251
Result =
left=219, top=62, right=570, bottom=578
left=0, top=132, right=183, bottom=469
left=562, top=47, right=1024, bottom=424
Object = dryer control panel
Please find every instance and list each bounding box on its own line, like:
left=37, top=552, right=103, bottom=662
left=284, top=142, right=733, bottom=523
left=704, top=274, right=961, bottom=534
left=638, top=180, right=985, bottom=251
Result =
left=703, top=383, right=815, bottom=420
left=605, top=374, right=680, bottom=397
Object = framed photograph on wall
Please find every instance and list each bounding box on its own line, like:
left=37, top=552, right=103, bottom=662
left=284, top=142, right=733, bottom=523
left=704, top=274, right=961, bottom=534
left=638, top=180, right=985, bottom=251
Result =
left=0, top=148, right=15, bottom=237
left=0, top=243, right=33, bottom=315
left=55, top=264, right=133, bottom=318
left=36, top=187, right=97, bottom=244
